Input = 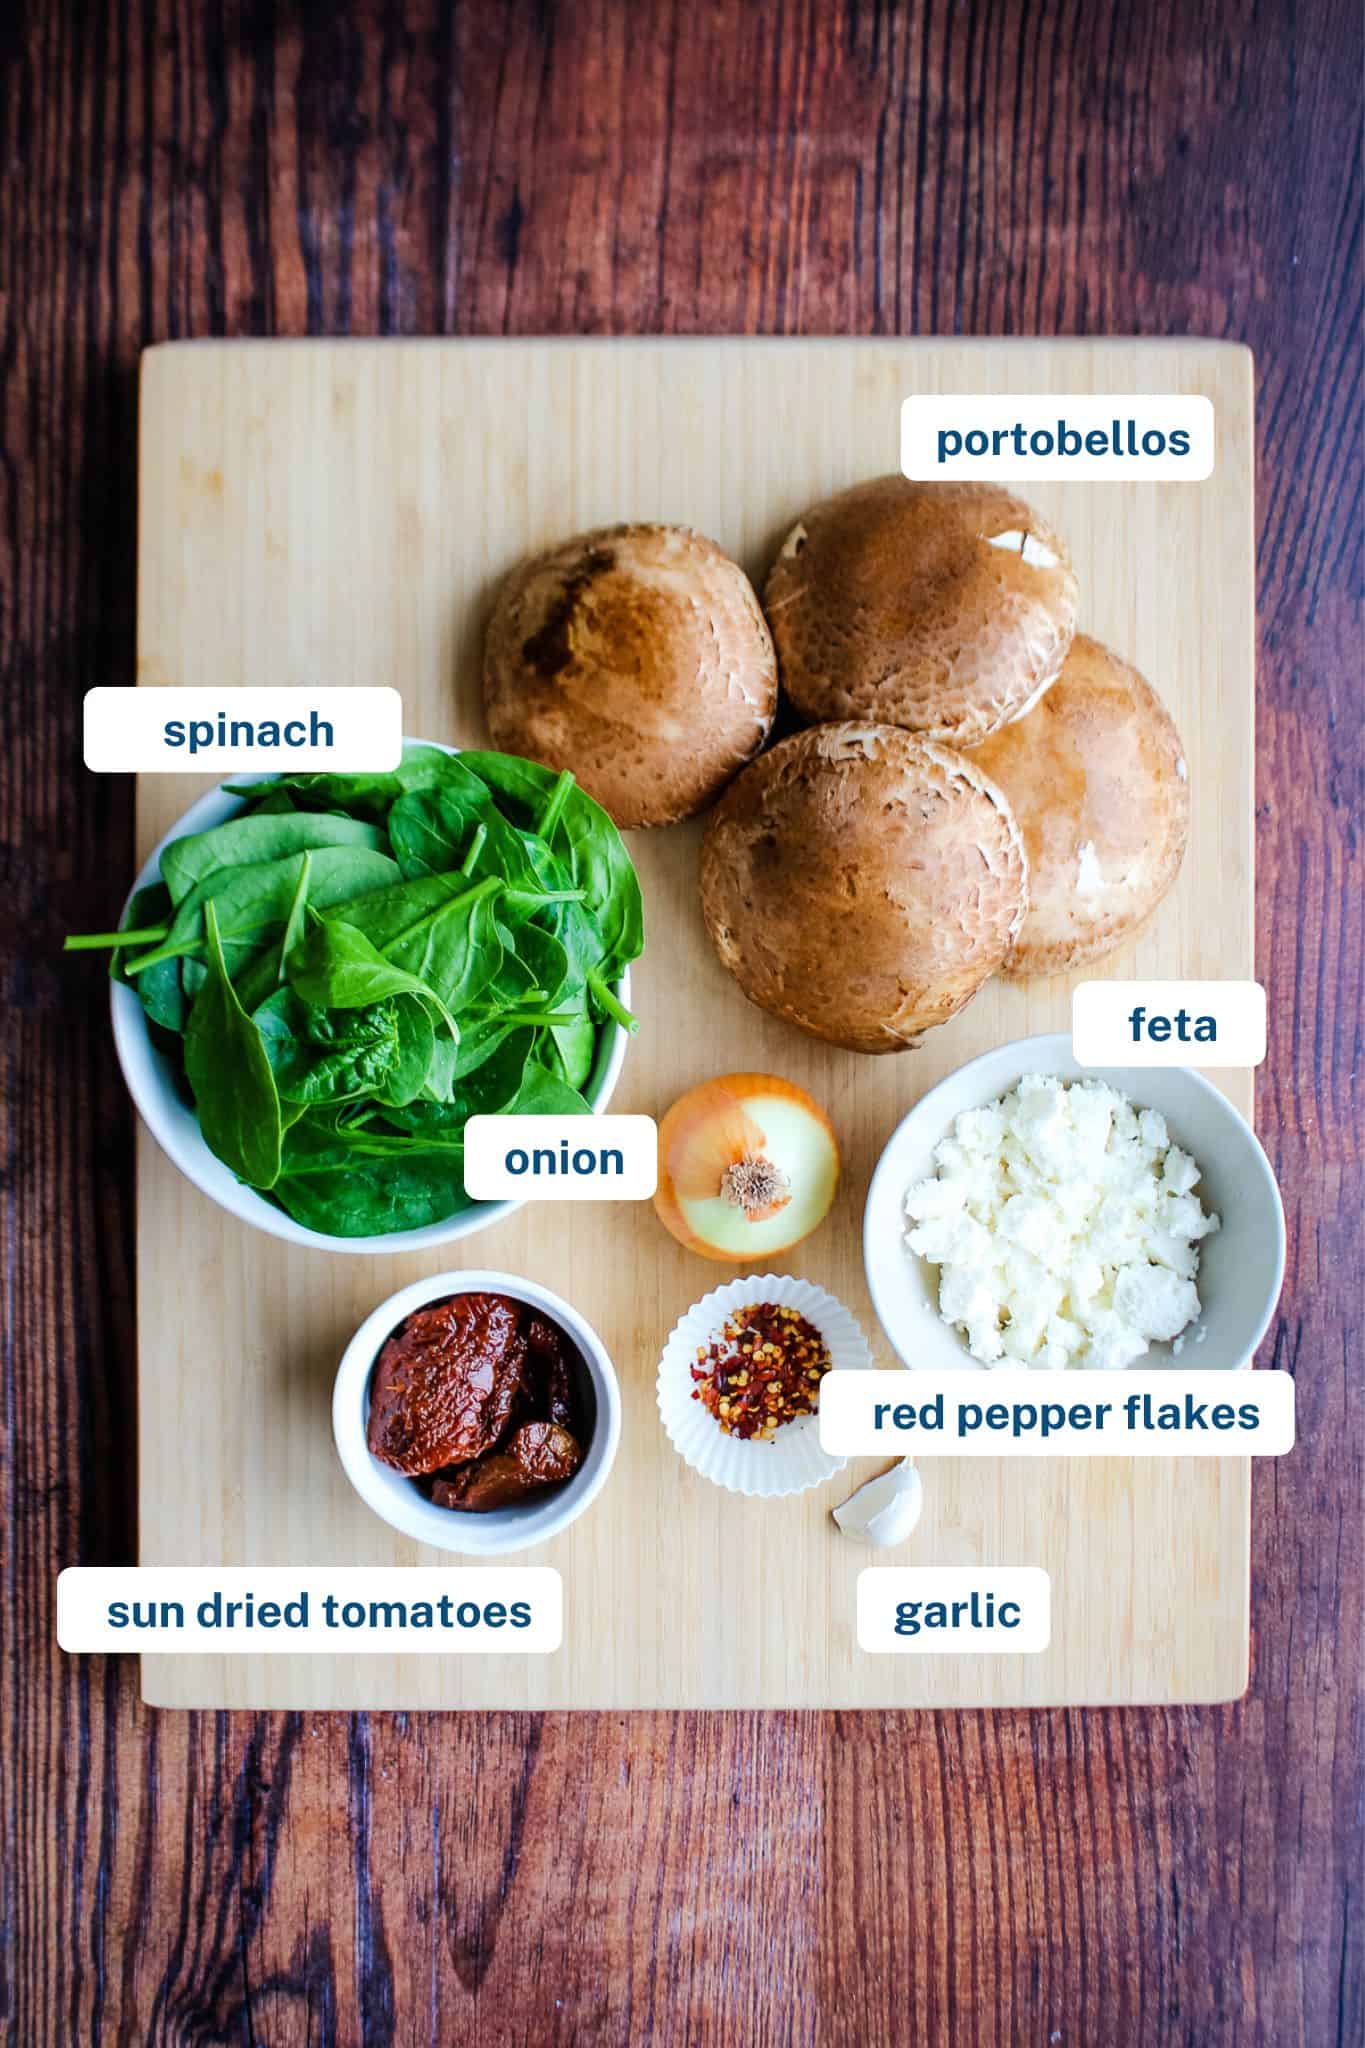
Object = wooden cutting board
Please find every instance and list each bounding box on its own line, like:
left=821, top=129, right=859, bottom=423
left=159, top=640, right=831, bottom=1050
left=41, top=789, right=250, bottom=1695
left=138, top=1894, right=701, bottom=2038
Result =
left=135, top=338, right=1255, bottom=1709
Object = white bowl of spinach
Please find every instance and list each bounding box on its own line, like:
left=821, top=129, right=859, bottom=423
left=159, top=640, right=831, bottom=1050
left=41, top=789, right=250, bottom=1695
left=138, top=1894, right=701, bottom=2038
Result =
left=70, top=744, right=642, bottom=1249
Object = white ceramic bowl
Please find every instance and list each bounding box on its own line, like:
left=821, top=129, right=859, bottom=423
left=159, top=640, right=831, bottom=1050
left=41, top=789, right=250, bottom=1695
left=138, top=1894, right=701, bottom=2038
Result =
left=864, top=1032, right=1285, bottom=1374
left=109, top=761, right=632, bottom=1253
left=332, top=1270, right=621, bottom=1555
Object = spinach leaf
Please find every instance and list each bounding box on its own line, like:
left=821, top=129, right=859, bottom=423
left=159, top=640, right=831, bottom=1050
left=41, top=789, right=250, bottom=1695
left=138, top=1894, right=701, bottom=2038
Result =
left=99, top=883, right=189, bottom=1032
left=255, top=989, right=402, bottom=1105
left=160, top=812, right=388, bottom=905
left=386, top=773, right=544, bottom=891
left=372, top=996, right=437, bottom=1109
left=324, top=869, right=488, bottom=953
left=387, top=786, right=484, bottom=879
left=386, top=793, right=589, bottom=946
left=138, top=953, right=191, bottom=1034
left=106, top=884, right=172, bottom=981
left=511, top=920, right=576, bottom=1011
left=279, top=850, right=312, bottom=977
left=285, top=915, right=459, bottom=1043
left=253, top=743, right=479, bottom=835
left=316, top=871, right=509, bottom=1015
left=530, top=888, right=636, bottom=1037
left=227, top=771, right=402, bottom=822
left=385, top=1026, right=537, bottom=1132
left=223, top=944, right=283, bottom=1017
left=419, top=1028, right=459, bottom=1105
left=183, top=901, right=283, bottom=1188
left=438, top=940, right=582, bottom=1078
left=255, top=987, right=435, bottom=1111
left=394, top=745, right=483, bottom=794
left=125, top=845, right=400, bottom=980
left=506, top=1062, right=592, bottom=1117
left=444, top=1016, right=522, bottom=1078
left=272, top=1116, right=472, bottom=1237
left=547, top=1007, right=597, bottom=1090
left=387, top=1038, right=592, bottom=1127
left=463, top=752, right=644, bottom=974
left=375, top=877, right=505, bottom=1012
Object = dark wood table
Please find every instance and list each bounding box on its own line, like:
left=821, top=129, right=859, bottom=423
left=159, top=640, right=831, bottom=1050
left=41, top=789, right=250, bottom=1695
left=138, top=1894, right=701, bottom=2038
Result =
left=4, top=4, right=1360, bottom=2041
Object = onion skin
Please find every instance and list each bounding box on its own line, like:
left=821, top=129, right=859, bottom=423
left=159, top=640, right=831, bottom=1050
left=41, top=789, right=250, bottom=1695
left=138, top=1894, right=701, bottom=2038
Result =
left=654, top=1072, right=840, bottom=1261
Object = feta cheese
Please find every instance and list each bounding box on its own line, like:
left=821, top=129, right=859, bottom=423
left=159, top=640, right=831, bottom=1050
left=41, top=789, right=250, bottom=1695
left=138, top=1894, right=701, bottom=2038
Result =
left=904, top=1075, right=1219, bottom=1369
left=1112, top=1263, right=1202, bottom=1342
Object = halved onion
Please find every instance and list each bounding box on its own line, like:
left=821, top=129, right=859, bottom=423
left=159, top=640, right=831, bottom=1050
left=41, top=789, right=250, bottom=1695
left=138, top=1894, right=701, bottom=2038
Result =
left=654, top=1073, right=840, bottom=1260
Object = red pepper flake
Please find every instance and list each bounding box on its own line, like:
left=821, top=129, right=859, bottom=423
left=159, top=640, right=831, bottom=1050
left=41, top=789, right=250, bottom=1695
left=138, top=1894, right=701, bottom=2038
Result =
left=690, top=1302, right=831, bottom=1442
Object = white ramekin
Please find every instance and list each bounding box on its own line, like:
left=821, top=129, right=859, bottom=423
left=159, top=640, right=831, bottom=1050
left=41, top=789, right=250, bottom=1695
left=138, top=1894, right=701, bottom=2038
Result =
left=332, top=1269, right=621, bottom=1556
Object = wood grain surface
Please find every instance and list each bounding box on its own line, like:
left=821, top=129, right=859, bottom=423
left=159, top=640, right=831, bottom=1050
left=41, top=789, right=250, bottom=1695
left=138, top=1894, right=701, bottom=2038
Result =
left=1, top=0, right=1359, bottom=2041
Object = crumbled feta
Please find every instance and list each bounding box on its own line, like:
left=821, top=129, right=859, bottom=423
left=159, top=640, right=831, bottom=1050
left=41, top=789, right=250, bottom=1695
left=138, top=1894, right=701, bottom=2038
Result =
left=904, top=1075, right=1219, bottom=1369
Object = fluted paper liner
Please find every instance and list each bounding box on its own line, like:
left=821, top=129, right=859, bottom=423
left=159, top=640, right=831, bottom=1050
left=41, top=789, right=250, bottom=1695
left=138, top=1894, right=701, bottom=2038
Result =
left=656, top=1273, right=869, bottom=1497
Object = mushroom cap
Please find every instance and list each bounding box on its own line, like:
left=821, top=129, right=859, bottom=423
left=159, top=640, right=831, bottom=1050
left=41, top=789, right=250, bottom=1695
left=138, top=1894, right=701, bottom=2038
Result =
left=969, top=634, right=1190, bottom=977
left=700, top=721, right=1028, bottom=1054
left=483, top=523, right=777, bottom=829
left=764, top=476, right=1078, bottom=744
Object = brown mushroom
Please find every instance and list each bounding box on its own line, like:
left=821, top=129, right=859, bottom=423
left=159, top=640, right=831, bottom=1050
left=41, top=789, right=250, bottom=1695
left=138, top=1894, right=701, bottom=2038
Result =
left=968, top=634, right=1190, bottom=977
left=763, top=476, right=1078, bottom=745
left=483, top=523, right=777, bottom=828
left=699, top=722, right=1028, bottom=1054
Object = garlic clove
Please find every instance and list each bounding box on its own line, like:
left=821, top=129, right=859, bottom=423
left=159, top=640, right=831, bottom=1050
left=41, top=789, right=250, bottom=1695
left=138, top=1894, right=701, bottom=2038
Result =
left=832, top=1458, right=924, bottom=1547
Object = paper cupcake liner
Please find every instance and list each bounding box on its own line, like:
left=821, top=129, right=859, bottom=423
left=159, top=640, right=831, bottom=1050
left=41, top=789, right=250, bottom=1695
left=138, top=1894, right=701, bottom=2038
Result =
left=656, top=1273, right=869, bottom=1497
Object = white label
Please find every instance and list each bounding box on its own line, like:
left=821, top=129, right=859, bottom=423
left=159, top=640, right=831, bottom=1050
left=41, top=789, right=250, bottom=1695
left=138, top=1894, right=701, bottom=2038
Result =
left=463, top=1114, right=658, bottom=1201
left=57, top=1566, right=561, bottom=1654
left=84, top=687, right=404, bottom=773
left=1072, top=980, right=1266, bottom=1068
left=820, top=1370, right=1294, bottom=1457
left=901, top=394, right=1215, bottom=481
left=857, top=1567, right=1051, bottom=1654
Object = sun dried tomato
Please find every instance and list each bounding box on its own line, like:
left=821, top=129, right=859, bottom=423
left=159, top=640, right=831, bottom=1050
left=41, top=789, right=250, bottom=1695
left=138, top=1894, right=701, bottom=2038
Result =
left=431, top=1420, right=583, bottom=1511
left=509, top=1420, right=582, bottom=1484
left=431, top=1453, right=539, bottom=1512
left=524, top=1315, right=580, bottom=1432
left=367, top=1294, right=527, bottom=1476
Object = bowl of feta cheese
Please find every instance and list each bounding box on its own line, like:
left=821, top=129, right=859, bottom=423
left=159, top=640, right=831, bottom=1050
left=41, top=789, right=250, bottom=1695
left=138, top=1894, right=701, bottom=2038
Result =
left=863, top=1033, right=1284, bottom=1373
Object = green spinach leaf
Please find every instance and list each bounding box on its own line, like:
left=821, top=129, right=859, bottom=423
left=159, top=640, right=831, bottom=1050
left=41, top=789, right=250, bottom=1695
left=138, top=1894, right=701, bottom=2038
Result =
left=385, top=1026, right=537, bottom=1132
left=285, top=915, right=459, bottom=1042
left=506, top=1062, right=593, bottom=1117
left=272, top=1116, right=471, bottom=1236
left=463, top=751, right=644, bottom=974
left=101, top=883, right=189, bottom=1032
left=255, top=989, right=401, bottom=1105
left=227, top=771, right=402, bottom=822
left=547, top=1006, right=597, bottom=1090
left=183, top=901, right=283, bottom=1188
left=125, top=845, right=400, bottom=980
left=160, top=812, right=388, bottom=905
